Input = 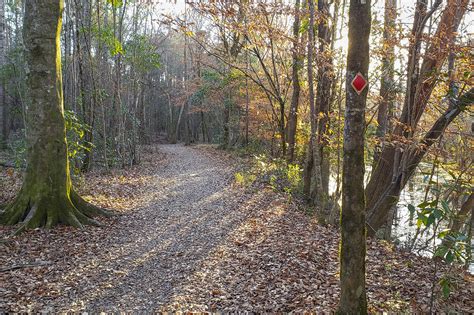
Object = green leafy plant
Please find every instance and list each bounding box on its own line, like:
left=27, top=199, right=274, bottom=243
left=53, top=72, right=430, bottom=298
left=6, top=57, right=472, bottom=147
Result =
left=234, top=171, right=256, bottom=186
left=64, top=110, right=93, bottom=173
left=407, top=199, right=450, bottom=229
left=91, top=26, right=124, bottom=56
left=409, top=199, right=469, bottom=300
left=124, top=35, right=161, bottom=73
left=239, top=154, right=304, bottom=196
left=106, top=0, right=123, bottom=8
left=433, top=229, right=468, bottom=299
left=8, top=136, right=26, bottom=169
left=435, top=231, right=468, bottom=264
left=287, top=164, right=302, bottom=189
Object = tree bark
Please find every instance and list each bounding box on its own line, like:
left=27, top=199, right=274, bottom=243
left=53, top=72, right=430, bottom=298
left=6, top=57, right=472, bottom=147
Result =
left=303, top=0, right=323, bottom=207
left=466, top=193, right=474, bottom=269
left=338, top=0, right=371, bottom=313
left=0, top=0, right=8, bottom=148
left=183, top=1, right=191, bottom=147
left=74, top=0, right=95, bottom=172
left=97, top=1, right=110, bottom=170
left=373, top=0, right=397, bottom=164
left=0, top=0, right=110, bottom=230
left=316, top=0, right=333, bottom=197
left=449, top=193, right=474, bottom=238
left=287, top=0, right=301, bottom=162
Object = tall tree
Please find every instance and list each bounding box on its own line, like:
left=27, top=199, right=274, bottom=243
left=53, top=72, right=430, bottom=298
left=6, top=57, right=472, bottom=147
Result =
left=74, top=0, right=95, bottom=172
left=0, top=0, right=7, bottom=147
left=371, top=0, right=398, bottom=238
left=303, top=0, right=324, bottom=207
left=183, top=1, right=190, bottom=146
left=0, top=0, right=110, bottom=230
left=338, top=0, right=371, bottom=313
left=111, top=0, right=127, bottom=166
left=373, top=0, right=397, bottom=163
left=316, top=0, right=333, bottom=197
left=286, top=0, right=302, bottom=162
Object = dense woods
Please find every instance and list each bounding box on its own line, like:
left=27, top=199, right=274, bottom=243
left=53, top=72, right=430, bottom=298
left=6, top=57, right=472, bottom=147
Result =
left=0, top=0, right=472, bottom=312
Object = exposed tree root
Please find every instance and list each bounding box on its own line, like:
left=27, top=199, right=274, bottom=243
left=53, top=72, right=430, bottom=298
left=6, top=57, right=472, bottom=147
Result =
left=0, top=189, right=113, bottom=233
left=70, top=190, right=114, bottom=218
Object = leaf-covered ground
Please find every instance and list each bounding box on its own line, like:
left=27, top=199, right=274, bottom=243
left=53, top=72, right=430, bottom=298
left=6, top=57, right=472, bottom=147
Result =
left=0, top=144, right=473, bottom=312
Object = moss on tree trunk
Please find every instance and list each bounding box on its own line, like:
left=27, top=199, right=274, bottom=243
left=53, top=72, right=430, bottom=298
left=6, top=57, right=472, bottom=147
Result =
left=0, top=0, right=110, bottom=231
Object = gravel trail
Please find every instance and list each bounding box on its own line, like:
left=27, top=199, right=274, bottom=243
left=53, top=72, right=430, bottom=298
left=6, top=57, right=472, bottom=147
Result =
left=65, top=144, right=246, bottom=311
left=1, top=144, right=248, bottom=312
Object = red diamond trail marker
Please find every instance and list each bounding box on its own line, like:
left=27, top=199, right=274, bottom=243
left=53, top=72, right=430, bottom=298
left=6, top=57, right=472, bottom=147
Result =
left=351, top=72, right=368, bottom=95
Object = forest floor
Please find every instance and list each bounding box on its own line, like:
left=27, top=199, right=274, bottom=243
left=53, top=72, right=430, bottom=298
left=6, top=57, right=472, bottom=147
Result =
left=0, top=143, right=473, bottom=312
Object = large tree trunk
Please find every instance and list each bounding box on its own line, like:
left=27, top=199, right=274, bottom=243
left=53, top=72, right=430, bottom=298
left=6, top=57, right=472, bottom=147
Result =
left=0, top=0, right=109, bottom=230
left=365, top=0, right=469, bottom=237
left=338, top=0, right=371, bottom=313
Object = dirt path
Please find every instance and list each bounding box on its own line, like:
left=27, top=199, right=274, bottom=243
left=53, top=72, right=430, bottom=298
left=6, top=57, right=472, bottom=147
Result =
left=66, top=144, right=247, bottom=310
left=1, top=144, right=473, bottom=312
left=1, top=144, right=249, bottom=312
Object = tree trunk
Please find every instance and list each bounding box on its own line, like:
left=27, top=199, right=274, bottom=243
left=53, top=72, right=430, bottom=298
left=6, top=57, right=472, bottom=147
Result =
left=466, top=195, right=474, bottom=269
left=287, top=0, right=301, bottom=162
left=449, top=193, right=474, bottom=238
left=75, top=0, right=95, bottom=172
left=0, top=0, right=7, bottom=148
left=303, top=0, right=323, bottom=207
left=365, top=0, right=469, bottom=236
left=183, top=1, right=191, bottom=147
left=316, top=0, right=333, bottom=197
left=371, top=0, right=398, bottom=238
left=217, top=2, right=245, bottom=149
left=0, top=0, right=110, bottom=230
left=373, top=0, right=397, bottom=165
left=173, top=101, right=185, bottom=144
left=278, top=99, right=286, bottom=156
left=244, top=55, right=250, bottom=145
left=222, top=94, right=231, bottom=148
left=111, top=1, right=126, bottom=167
left=338, top=0, right=371, bottom=313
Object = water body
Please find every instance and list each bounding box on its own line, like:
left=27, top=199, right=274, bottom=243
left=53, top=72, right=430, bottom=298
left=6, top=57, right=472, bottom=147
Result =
left=329, top=165, right=473, bottom=273
left=393, top=179, right=474, bottom=274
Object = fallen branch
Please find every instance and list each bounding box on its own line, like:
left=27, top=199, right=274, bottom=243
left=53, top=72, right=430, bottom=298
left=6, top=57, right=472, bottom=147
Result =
left=0, top=261, right=51, bottom=273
